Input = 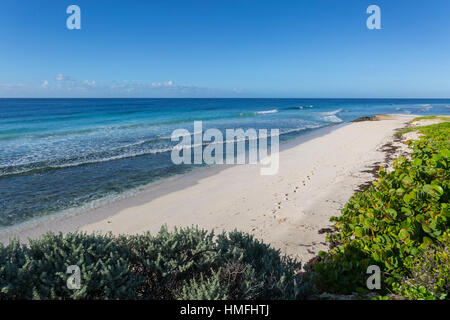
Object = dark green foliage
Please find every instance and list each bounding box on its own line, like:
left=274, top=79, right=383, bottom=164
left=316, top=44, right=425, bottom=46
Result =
left=216, top=231, right=303, bottom=299
left=394, top=236, right=449, bottom=300
left=312, top=120, right=450, bottom=299
left=117, top=226, right=218, bottom=299
left=0, top=239, right=29, bottom=299
left=1, top=233, right=140, bottom=299
left=175, top=269, right=229, bottom=300
left=0, top=226, right=303, bottom=300
left=119, top=227, right=303, bottom=299
left=311, top=245, right=374, bottom=295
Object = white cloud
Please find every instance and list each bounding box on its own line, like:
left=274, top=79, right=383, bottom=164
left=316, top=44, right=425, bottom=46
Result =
left=82, top=80, right=96, bottom=87
left=0, top=77, right=241, bottom=98
left=55, top=74, right=76, bottom=82
left=151, top=80, right=173, bottom=87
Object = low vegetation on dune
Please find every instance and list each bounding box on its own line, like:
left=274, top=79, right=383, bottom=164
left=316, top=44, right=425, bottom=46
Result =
left=312, top=118, right=449, bottom=300
left=410, top=115, right=450, bottom=123
left=0, top=116, right=448, bottom=300
left=0, top=227, right=305, bottom=300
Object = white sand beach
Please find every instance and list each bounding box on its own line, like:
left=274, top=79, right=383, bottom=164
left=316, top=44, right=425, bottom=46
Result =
left=0, top=114, right=416, bottom=263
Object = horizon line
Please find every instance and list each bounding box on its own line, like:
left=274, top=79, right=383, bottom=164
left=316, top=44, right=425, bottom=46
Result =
left=1, top=97, right=450, bottom=100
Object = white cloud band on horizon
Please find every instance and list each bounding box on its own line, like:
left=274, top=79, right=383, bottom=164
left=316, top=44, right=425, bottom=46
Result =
left=0, top=75, right=243, bottom=98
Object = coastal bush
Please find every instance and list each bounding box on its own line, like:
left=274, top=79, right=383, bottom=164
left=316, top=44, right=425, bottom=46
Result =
left=393, top=237, right=449, bottom=300
left=0, top=239, right=29, bottom=299
left=312, top=119, right=450, bottom=299
left=1, top=233, right=140, bottom=299
left=216, top=230, right=306, bottom=299
left=0, top=226, right=303, bottom=300
left=119, top=227, right=304, bottom=299
left=117, top=226, right=219, bottom=299
left=311, top=244, right=375, bottom=295
left=175, top=269, right=229, bottom=300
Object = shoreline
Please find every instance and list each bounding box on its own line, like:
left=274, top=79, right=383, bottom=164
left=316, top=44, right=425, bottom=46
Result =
left=0, top=121, right=347, bottom=243
left=0, top=114, right=415, bottom=263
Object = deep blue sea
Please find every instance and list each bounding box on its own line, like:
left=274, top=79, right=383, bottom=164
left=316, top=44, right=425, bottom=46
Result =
left=1, top=98, right=449, bottom=228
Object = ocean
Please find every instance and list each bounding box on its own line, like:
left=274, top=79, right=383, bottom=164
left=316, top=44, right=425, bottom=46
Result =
left=1, top=98, right=449, bottom=228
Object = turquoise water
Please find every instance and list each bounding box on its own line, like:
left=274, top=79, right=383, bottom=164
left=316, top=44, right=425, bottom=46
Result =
left=0, top=98, right=449, bottom=227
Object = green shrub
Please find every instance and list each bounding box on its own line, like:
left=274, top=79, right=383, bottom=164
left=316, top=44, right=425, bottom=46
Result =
left=311, top=245, right=375, bottom=295
left=118, top=226, right=219, bottom=299
left=1, top=232, right=140, bottom=299
left=175, top=269, right=229, bottom=300
left=216, top=231, right=304, bottom=299
left=394, top=235, right=449, bottom=300
left=0, top=239, right=29, bottom=299
left=0, top=226, right=304, bottom=300
left=312, top=120, right=450, bottom=299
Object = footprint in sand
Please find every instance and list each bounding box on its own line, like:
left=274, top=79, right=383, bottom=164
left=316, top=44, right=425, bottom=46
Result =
left=277, top=217, right=287, bottom=224
left=274, top=201, right=282, bottom=209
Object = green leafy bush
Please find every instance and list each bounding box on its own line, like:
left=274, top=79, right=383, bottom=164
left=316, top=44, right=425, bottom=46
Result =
left=394, top=235, right=449, bottom=300
left=0, top=226, right=304, bottom=300
left=117, top=226, right=219, bottom=299
left=311, top=245, right=374, bottom=295
left=312, top=120, right=450, bottom=299
left=1, top=233, right=140, bottom=299
left=175, top=269, right=228, bottom=300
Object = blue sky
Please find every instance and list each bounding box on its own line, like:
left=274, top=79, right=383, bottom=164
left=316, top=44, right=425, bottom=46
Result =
left=1, top=0, right=449, bottom=98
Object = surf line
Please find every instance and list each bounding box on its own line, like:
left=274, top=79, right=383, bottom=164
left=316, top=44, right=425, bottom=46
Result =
left=170, top=121, right=279, bottom=175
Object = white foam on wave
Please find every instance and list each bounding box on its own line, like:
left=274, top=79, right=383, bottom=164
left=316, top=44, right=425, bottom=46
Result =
left=0, top=146, right=176, bottom=177
left=1, top=122, right=327, bottom=177
left=279, top=124, right=324, bottom=135
left=398, top=104, right=434, bottom=112
left=256, top=109, right=278, bottom=114
left=318, top=109, right=343, bottom=123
